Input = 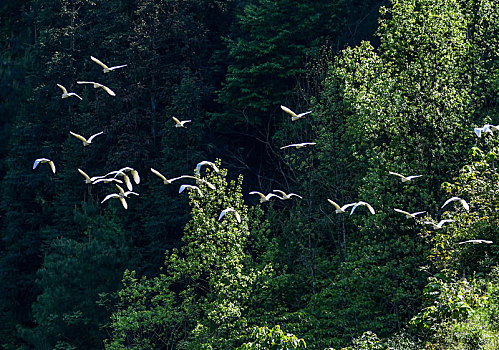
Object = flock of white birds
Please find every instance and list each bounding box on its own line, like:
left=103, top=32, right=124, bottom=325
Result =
left=32, top=55, right=496, bottom=243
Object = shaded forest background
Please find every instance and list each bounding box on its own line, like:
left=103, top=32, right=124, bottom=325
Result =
left=0, top=0, right=498, bottom=349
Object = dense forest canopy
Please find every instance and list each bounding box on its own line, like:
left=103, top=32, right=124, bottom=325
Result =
left=0, top=0, right=498, bottom=349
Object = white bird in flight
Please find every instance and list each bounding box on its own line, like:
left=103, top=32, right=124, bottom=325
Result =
left=106, top=170, right=133, bottom=191
left=195, top=161, right=219, bottom=176
left=179, top=184, right=203, bottom=197
left=441, top=196, right=469, bottom=211
left=458, top=239, right=493, bottom=245
left=350, top=201, right=376, bottom=215
left=33, top=158, right=56, bottom=174
left=218, top=207, right=241, bottom=223
left=280, top=105, right=312, bottom=121
left=172, top=117, right=191, bottom=128
left=78, top=168, right=99, bottom=184
left=77, top=81, right=116, bottom=96
left=177, top=175, right=216, bottom=190
left=327, top=199, right=356, bottom=214
left=90, top=56, right=127, bottom=73
left=70, top=131, right=104, bottom=146
left=273, top=190, right=302, bottom=200
left=113, top=167, right=140, bottom=184
left=249, top=191, right=282, bottom=203
left=101, top=184, right=139, bottom=209
left=280, top=142, right=316, bottom=149
left=57, top=84, right=82, bottom=100
left=388, top=171, right=422, bottom=183
left=393, top=208, right=426, bottom=219
left=425, top=219, right=454, bottom=229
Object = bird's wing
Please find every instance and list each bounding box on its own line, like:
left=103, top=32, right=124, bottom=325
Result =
left=78, top=168, right=91, bottom=180
left=99, top=84, right=116, bottom=96
left=394, top=208, right=410, bottom=216
left=460, top=199, right=470, bottom=211
left=108, top=64, right=127, bottom=70
left=116, top=184, right=125, bottom=195
left=406, top=175, right=423, bottom=180
left=280, top=105, right=297, bottom=117
left=218, top=210, right=227, bottom=221
left=250, top=191, right=266, bottom=200
left=33, top=159, right=41, bottom=169
left=68, top=93, right=83, bottom=100
left=150, top=168, right=167, bottom=181
left=194, top=186, right=203, bottom=196
left=288, top=193, right=303, bottom=199
left=203, top=181, right=216, bottom=190
left=102, top=193, right=119, bottom=203
left=350, top=202, right=361, bottom=215
left=90, top=56, right=109, bottom=69
left=341, top=203, right=356, bottom=211
left=123, top=175, right=133, bottom=191
left=267, top=193, right=282, bottom=200
left=411, top=211, right=426, bottom=217
left=57, top=84, right=68, bottom=94
left=280, top=144, right=295, bottom=149
left=179, top=185, right=188, bottom=193
left=77, top=81, right=95, bottom=85
left=365, top=203, right=375, bottom=214
left=474, top=127, right=483, bottom=137
left=327, top=199, right=341, bottom=210
left=172, top=117, right=182, bottom=125
left=119, top=197, right=128, bottom=209
left=131, top=170, right=140, bottom=184
left=273, top=190, right=287, bottom=197
left=388, top=171, right=405, bottom=179
left=211, top=163, right=220, bottom=172
left=87, top=131, right=104, bottom=143
left=295, top=111, right=312, bottom=118
left=458, top=239, right=493, bottom=244
left=437, top=219, right=455, bottom=227
left=124, top=191, right=139, bottom=197
left=70, top=131, right=87, bottom=143
left=442, top=197, right=459, bottom=209
left=47, top=161, right=56, bottom=174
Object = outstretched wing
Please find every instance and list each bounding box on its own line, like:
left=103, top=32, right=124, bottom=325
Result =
left=87, top=131, right=104, bottom=143
left=90, top=56, right=109, bottom=70
left=280, top=105, right=297, bottom=118
left=56, top=84, right=68, bottom=94
left=78, top=168, right=91, bottom=180
left=99, top=84, right=116, bottom=96
left=151, top=168, right=167, bottom=182
left=69, top=131, right=87, bottom=143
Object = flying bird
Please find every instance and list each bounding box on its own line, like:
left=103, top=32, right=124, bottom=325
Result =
left=441, top=196, right=469, bottom=211
left=458, top=239, right=493, bottom=245
left=327, top=199, right=356, bottom=214
left=393, top=208, right=426, bottom=219
left=350, top=201, right=376, bottom=215
left=388, top=171, right=422, bottom=183
left=280, top=105, right=312, bottom=121
left=249, top=191, right=282, bottom=203
left=218, top=207, right=241, bottom=223
left=77, top=81, right=116, bottom=96
left=101, top=184, right=138, bottom=209
left=195, top=161, right=219, bottom=176
left=57, top=84, right=82, bottom=100
left=177, top=175, right=216, bottom=190
left=113, top=167, right=140, bottom=184
left=69, top=131, right=104, bottom=146
left=273, top=190, right=302, bottom=200
left=33, top=158, right=56, bottom=174
left=179, top=184, right=203, bottom=197
left=280, top=142, right=316, bottom=149
left=425, top=219, right=454, bottom=229
left=106, top=170, right=133, bottom=191
left=78, top=168, right=95, bottom=184
left=172, top=117, right=191, bottom=128
left=90, top=56, right=127, bottom=73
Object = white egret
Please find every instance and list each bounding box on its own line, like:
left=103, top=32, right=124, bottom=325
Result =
left=57, top=84, right=82, bottom=100
left=280, top=142, right=316, bottom=149
left=393, top=208, right=426, bottom=219
left=249, top=191, right=282, bottom=203
left=425, top=219, right=454, bottom=229
left=179, top=184, right=203, bottom=197
left=327, top=199, right=356, bottom=214
left=33, top=158, right=56, bottom=174
left=90, top=56, right=127, bottom=73
left=280, top=105, right=312, bottom=121
left=101, top=184, right=139, bottom=209
left=388, top=171, right=422, bottom=182
left=219, top=207, right=241, bottom=223
left=172, top=117, right=191, bottom=128
left=195, top=161, right=219, bottom=176
left=458, top=239, right=493, bottom=245
left=69, top=131, right=103, bottom=146
left=442, top=196, right=469, bottom=211
left=77, top=81, right=116, bottom=96
left=273, top=190, right=302, bottom=200
left=350, top=201, right=375, bottom=215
